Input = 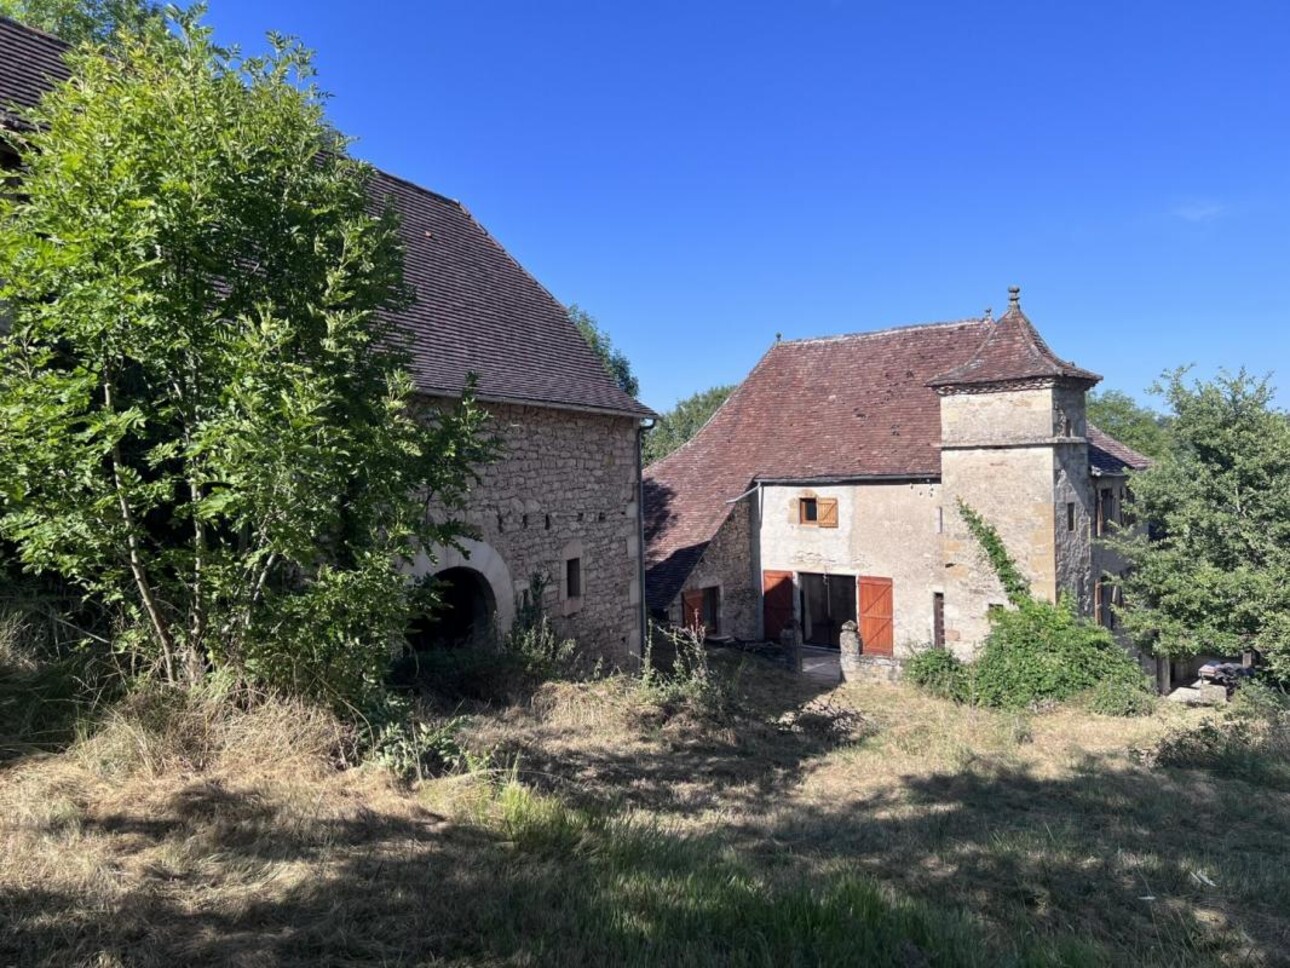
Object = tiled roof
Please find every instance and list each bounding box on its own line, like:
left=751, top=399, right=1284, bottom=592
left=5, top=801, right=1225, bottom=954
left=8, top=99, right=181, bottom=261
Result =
left=0, top=15, right=68, bottom=127
left=928, top=290, right=1100, bottom=389
left=0, top=15, right=651, bottom=419
left=1088, top=424, right=1152, bottom=475
left=645, top=312, right=1133, bottom=612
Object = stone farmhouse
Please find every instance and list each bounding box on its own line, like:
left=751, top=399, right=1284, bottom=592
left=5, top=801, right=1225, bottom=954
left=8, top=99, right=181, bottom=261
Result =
left=645, top=288, right=1149, bottom=662
left=0, top=15, right=654, bottom=660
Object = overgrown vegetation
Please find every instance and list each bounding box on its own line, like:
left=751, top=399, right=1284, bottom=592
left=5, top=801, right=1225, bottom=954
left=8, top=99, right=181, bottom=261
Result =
left=907, top=501, right=1154, bottom=713
left=1110, top=369, right=1290, bottom=681
left=568, top=304, right=639, bottom=398
left=0, top=10, right=490, bottom=706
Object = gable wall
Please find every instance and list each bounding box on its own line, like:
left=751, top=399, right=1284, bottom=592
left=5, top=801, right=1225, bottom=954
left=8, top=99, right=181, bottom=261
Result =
left=758, top=481, right=943, bottom=654
left=423, top=400, right=644, bottom=662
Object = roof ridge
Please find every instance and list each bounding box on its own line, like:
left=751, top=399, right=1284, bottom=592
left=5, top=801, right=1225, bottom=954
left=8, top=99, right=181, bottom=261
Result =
left=0, top=13, right=72, bottom=49
left=370, top=166, right=463, bottom=209
left=780, top=317, right=988, bottom=346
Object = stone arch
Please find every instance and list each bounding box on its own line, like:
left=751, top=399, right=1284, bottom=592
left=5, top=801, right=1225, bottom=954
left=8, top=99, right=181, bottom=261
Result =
left=406, top=538, right=517, bottom=640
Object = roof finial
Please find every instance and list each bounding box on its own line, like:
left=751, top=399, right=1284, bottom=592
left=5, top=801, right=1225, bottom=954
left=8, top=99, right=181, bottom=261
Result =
left=1008, top=285, right=1021, bottom=309
left=983, top=306, right=993, bottom=322
left=775, top=332, right=782, bottom=342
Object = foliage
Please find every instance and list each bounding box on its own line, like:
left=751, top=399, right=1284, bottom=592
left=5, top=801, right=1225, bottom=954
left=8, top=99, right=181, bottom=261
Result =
left=1109, top=369, right=1290, bottom=680
left=0, top=0, right=159, bottom=45
left=1086, top=674, right=1156, bottom=717
left=567, top=304, right=639, bottom=398
left=0, top=11, right=491, bottom=706
left=504, top=574, right=580, bottom=681
left=640, top=621, right=736, bottom=718
left=367, top=712, right=491, bottom=783
left=1086, top=389, right=1172, bottom=459
left=905, top=504, right=1152, bottom=713
left=642, top=383, right=735, bottom=465
left=970, top=598, right=1148, bottom=711
left=955, top=499, right=1030, bottom=608
left=903, top=646, right=968, bottom=701
left=1147, top=690, right=1290, bottom=791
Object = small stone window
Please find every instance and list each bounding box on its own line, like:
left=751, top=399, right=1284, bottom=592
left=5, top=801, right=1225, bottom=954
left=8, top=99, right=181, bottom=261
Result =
left=1067, top=502, right=1076, bottom=532
left=798, top=497, right=838, bottom=528
left=1096, top=487, right=1118, bottom=536
left=565, top=556, right=582, bottom=600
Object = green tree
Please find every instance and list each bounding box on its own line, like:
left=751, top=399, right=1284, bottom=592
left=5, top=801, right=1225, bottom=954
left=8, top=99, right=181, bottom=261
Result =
left=0, top=12, right=490, bottom=704
left=0, top=0, right=160, bottom=45
left=643, top=384, right=735, bottom=465
left=1110, top=370, right=1290, bottom=680
left=1086, top=389, right=1171, bottom=459
left=568, top=304, right=639, bottom=398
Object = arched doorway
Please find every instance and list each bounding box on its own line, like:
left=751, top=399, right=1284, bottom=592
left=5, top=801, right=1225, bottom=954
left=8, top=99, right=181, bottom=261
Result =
left=408, top=566, right=498, bottom=651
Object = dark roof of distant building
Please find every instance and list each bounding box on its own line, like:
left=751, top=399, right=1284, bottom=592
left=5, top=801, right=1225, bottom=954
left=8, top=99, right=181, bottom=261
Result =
left=0, top=15, right=651, bottom=418
left=644, top=305, right=1145, bottom=612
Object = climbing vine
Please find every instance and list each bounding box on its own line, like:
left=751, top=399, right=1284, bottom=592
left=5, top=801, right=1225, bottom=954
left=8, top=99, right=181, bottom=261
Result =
left=955, top=499, right=1031, bottom=608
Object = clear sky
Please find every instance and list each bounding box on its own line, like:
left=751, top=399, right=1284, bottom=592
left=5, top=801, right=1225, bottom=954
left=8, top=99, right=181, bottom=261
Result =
left=205, top=0, right=1290, bottom=414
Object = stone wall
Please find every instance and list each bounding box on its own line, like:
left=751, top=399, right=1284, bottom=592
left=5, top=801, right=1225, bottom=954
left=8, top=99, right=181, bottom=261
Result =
left=419, top=400, right=644, bottom=662
left=666, top=496, right=759, bottom=639
left=758, top=481, right=944, bottom=656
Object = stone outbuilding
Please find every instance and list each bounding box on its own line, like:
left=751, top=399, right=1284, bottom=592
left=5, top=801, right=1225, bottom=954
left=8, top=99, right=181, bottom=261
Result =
left=644, top=288, right=1149, bottom=662
left=1, top=14, right=654, bottom=661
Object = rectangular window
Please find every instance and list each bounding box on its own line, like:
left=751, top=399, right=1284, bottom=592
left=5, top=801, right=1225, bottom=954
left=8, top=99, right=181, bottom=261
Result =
left=933, top=592, right=945, bottom=649
left=565, top=556, right=582, bottom=599
left=798, top=497, right=838, bottom=528
left=1097, top=487, right=1117, bottom=536
left=1067, top=502, right=1076, bottom=532
left=1096, top=577, right=1118, bottom=630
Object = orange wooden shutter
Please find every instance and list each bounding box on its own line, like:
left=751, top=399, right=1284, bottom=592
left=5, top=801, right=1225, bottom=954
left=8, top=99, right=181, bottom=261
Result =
left=681, top=589, right=704, bottom=630
left=762, top=570, right=794, bottom=640
left=818, top=498, right=839, bottom=528
left=859, top=576, right=894, bottom=655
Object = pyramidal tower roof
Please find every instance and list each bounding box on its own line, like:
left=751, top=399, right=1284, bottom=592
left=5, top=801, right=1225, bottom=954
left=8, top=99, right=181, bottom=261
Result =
left=927, top=286, right=1101, bottom=389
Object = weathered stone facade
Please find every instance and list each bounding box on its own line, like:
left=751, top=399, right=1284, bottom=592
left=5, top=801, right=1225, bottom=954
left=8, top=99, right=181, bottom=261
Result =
left=758, top=481, right=943, bottom=656
left=416, top=401, right=645, bottom=662
left=665, top=497, right=759, bottom=639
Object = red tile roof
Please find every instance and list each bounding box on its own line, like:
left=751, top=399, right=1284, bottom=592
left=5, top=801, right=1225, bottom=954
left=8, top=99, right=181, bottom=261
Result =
left=928, top=289, right=1100, bottom=388
left=1088, top=424, right=1152, bottom=475
left=0, top=15, right=650, bottom=419
left=645, top=313, right=1139, bottom=612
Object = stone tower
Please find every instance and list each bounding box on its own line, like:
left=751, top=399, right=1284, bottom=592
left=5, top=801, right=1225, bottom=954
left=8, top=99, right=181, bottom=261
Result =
left=929, top=287, right=1101, bottom=654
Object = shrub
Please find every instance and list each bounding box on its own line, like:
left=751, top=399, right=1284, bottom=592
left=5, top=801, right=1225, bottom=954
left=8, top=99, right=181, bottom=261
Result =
left=970, top=598, right=1145, bottom=711
left=1087, top=675, right=1156, bottom=717
left=904, top=647, right=968, bottom=701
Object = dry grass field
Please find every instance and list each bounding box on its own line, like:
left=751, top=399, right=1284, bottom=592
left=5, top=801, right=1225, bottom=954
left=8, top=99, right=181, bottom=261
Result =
left=2, top=649, right=1288, bottom=967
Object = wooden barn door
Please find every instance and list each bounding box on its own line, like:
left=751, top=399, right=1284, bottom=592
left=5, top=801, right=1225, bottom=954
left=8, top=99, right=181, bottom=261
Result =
left=762, top=570, right=795, bottom=641
left=681, top=589, right=704, bottom=631
left=858, top=577, right=894, bottom=655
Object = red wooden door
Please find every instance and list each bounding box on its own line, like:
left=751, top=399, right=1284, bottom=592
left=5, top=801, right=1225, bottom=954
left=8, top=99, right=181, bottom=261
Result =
left=762, top=570, right=794, bottom=641
left=859, top=576, right=894, bottom=655
left=681, top=589, right=704, bottom=630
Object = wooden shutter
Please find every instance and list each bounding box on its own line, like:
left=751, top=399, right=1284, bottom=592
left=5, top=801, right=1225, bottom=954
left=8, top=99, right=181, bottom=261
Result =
left=681, top=589, right=705, bottom=630
left=818, top=498, right=839, bottom=528
left=859, top=576, right=894, bottom=655
left=762, top=570, right=794, bottom=641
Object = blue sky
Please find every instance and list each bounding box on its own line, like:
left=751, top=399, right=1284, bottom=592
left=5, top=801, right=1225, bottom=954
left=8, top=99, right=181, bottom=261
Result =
left=207, top=1, right=1290, bottom=413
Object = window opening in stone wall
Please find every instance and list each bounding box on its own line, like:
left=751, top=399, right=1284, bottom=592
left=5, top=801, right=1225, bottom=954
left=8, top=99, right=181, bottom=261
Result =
left=936, top=506, right=944, bottom=533
left=799, top=497, right=818, bottom=524
left=933, top=592, right=945, bottom=649
left=1097, top=487, right=1117, bottom=536
left=1067, top=502, right=1076, bottom=532
left=565, top=556, right=582, bottom=599
left=798, top=497, right=838, bottom=528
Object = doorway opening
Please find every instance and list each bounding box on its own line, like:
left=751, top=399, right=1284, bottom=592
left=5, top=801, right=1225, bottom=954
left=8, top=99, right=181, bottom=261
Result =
left=407, top=566, right=497, bottom=651
left=798, top=572, right=857, bottom=649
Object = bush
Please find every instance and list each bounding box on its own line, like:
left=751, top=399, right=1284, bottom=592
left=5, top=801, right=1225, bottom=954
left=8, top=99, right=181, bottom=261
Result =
left=1087, top=676, right=1156, bottom=717
left=970, top=599, right=1146, bottom=711
left=904, top=648, right=968, bottom=701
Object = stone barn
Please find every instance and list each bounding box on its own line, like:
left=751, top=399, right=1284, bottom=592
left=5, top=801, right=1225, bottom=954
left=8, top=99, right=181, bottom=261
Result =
left=644, top=288, right=1149, bottom=662
left=1, top=14, right=654, bottom=661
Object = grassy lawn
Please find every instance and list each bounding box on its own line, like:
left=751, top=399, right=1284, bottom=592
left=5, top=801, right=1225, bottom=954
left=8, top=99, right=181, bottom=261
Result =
left=2, top=651, right=1287, bottom=966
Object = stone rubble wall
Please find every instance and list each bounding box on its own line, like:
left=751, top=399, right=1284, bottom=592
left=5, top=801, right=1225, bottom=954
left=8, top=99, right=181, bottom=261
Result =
left=423, top=400, right=644, bottom=663
left=665, top=497, right=760, bottom=640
